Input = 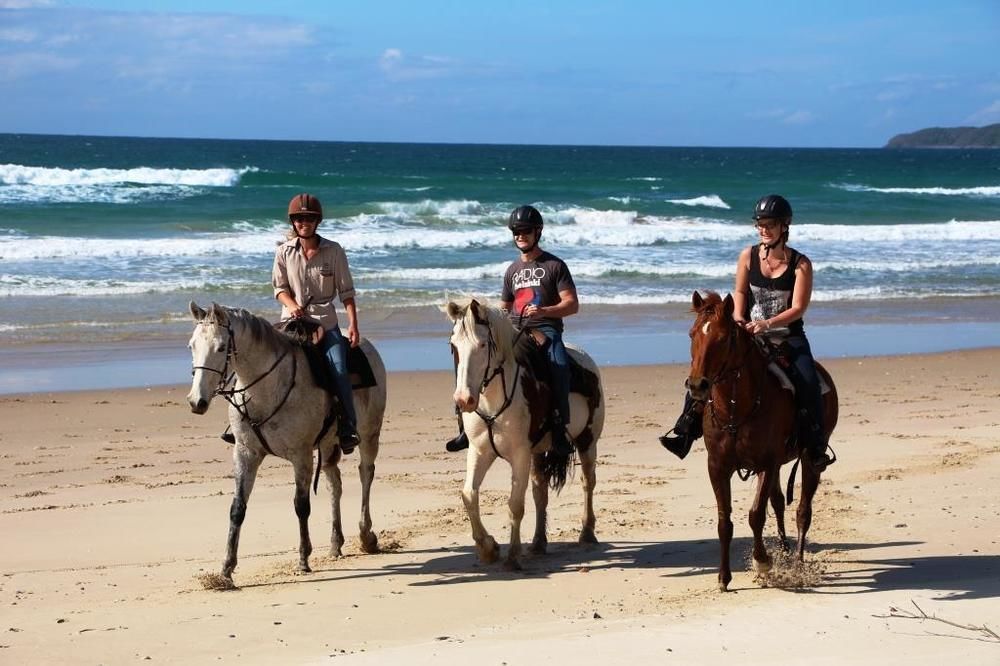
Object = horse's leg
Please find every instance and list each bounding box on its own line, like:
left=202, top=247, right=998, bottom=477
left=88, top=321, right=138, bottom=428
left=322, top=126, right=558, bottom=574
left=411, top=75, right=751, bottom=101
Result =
left=578, top=441, right=598, bottom=545
left=356, top=429, right=380, bottom=554
left=748, top=467, right=776, bottom=575
left=462, top=445, right=499, bottom=564
left=222, top=446, right=264, bottom=581
left=292, top=455, right=314, bottom=573
left=323, top=450, right=345, bottom=558
left=503, top=449, right=531, bottom=571
left=529, top=452, right=549, bottom=554
left=796, top=466, right=821, bottom=562
left=708, top=461, right=734, bottom=592
left=769, top=478, right=790, bottom=552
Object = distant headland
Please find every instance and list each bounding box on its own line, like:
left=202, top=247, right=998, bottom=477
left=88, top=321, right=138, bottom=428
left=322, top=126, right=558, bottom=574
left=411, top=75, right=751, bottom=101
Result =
left=885, top=123, right=1000, bottom=148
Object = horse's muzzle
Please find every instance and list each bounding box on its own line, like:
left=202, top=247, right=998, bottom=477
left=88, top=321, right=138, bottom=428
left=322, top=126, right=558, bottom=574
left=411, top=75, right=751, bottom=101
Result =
left=453, top=389, right=478, bottom=413
left=686, top=376, right=710, bottom=401
left=189, top=398, right=209, bottom=414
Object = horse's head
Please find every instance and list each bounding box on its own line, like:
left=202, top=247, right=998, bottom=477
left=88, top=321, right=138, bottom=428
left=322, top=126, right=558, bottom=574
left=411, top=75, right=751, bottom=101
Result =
left=686, top=291, right=742, bottom=401
left=443, top=298, right=513, bottom=413
left=187, top=301, right=233, bottom=414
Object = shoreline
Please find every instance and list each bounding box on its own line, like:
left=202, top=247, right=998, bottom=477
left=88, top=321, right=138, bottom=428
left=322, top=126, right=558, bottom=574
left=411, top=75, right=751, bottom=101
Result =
left=0, top=317, right=998, bottom=395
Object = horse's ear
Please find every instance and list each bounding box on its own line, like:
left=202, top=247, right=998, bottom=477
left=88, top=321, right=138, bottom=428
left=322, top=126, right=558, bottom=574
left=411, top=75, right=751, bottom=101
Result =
left=723, top=293, right=734, bottom=317
left=441, top=301, right=465, bottom=322
left=210, top=302, right=229, bottom=326
left=692, top=291, right=704, bottom=309
left=469, top=298, right=489, bottom=325
left=189, top=301, right=207, bottom=321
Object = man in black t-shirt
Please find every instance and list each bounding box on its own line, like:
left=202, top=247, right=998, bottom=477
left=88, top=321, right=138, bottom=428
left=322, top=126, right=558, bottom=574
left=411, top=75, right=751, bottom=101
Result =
left=444, top=205, right=579, bottom=455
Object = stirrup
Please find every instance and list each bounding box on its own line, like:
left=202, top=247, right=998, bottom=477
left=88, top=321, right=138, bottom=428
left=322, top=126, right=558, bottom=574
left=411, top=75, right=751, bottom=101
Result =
left=220, top=427, right=236, bottom=445
left=338, top=430, right=361, bottom=455
left=805, top=445, right=836, bottom=473
left=659, top=430, right=693, bottom=459
left=445, top=431, right=469, bottom=452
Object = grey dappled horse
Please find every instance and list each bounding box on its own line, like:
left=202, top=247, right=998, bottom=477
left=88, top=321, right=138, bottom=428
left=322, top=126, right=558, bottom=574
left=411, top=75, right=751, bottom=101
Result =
left=187, top=302, right=386, bottom=584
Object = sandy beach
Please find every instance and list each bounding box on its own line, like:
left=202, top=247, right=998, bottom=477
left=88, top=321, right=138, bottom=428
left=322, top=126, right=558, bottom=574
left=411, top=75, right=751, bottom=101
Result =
left=2, top=349, right=998, bottom=664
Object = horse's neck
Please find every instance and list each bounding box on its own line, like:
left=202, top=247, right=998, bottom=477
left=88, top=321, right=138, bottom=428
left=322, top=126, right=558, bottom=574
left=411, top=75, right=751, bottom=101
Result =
left=230, top=323, right=294, bottom=391
left=712, top=332, right=766, bottom=404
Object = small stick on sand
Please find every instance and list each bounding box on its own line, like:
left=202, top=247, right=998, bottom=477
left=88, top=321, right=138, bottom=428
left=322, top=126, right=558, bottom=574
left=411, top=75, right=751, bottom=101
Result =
left=873, top=600, right=999, bottom=643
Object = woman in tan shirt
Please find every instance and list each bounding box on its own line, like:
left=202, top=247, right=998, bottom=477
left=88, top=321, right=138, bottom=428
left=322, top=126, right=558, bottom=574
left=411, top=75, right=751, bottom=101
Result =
left=272, top=193, right=361, bottom=453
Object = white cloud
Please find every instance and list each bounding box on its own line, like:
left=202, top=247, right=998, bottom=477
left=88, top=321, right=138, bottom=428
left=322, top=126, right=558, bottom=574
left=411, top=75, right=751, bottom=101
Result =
left=782, top=110, right=815, bottom=125
left=0, top=28, right=37, bottom=43
left=0, top=0, right=54, bottom=8
left=967, top=100, right=1000, bottom=125
left=377, top=47, right=459, bottom=81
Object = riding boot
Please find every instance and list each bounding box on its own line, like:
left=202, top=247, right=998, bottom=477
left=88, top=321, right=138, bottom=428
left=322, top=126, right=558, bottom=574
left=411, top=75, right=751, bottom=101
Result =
left=799, top=410, right=835, bottom=473
left=550, top=412, right=574, bottom=457
left=220, top=424, right=236, bottom=445
left=659, top=396, right=704, bottom=459
left=333, top=399, right=361, bottom=455
left=445, top=406, right=469, bottom=452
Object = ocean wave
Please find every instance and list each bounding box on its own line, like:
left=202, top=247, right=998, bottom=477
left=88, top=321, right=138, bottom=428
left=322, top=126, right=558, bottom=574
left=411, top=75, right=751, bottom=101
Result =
left=0, top=164, right=253, bottom=205
left=6, top=218, right=1000, bottom=260
left=0, top=273, right=261, bottom=297
left=666, top=194, right=731, bottom=209
left=0, top=163, right=252, bottom=187
left=832, top=182, right=1000, bottom=197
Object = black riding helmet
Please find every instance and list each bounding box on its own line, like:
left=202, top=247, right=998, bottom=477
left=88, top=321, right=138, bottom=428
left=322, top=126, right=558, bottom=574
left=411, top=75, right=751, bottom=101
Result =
left=507, top=205, right=544, bottom=232
left=753, top=194, right=792, bottom=221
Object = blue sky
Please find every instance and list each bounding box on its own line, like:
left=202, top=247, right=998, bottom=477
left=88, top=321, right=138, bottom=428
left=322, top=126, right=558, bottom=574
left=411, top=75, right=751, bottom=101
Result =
left=1, top=0, right=998, bottom=147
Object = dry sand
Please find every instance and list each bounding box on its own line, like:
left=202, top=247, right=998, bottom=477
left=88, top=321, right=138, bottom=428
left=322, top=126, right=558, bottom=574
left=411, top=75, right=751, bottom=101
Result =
left=1, top=349, right=998, bottom=664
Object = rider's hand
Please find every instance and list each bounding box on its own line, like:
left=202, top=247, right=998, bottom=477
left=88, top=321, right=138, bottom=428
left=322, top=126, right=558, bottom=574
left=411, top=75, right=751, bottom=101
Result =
left=347, top=324, right=361, bottom=348
left=523, top=304, right=543, bottom=319
left=745, top=320, right=770, bottom=335
left=289, top=306, right=304, bottom=318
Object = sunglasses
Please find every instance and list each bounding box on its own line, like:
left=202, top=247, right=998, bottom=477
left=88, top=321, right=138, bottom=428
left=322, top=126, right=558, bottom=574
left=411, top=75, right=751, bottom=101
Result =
left=511, top=228, right=536, bottom=237
left=290, top=215, right=320, bottom=224
left=753, top=220, right=781, bottom=231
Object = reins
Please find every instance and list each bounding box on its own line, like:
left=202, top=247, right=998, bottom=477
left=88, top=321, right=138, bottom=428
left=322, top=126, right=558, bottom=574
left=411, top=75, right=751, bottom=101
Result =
left=703, top=319, right=764, bottom=481
left=473, top=321, right=529, bottom=460
left=193, top=319, right=297, bottom=457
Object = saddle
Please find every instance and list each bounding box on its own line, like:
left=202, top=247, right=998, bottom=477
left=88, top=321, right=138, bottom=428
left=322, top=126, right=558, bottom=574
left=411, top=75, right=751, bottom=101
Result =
left=274, top=319, right=378, bottom=391
left=754, top=337, right=831, bottom=396
left=513, top=329, right=602, bottom=453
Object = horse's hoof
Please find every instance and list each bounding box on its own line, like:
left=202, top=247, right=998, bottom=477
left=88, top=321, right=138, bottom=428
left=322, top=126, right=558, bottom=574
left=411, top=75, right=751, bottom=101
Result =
left=358, top=531, right=379, bottom=554
left=503, top=559, right=523, bottom=572
left=478, top=536, right=500, bottom=564
left=298, top=563, right=312, bottom=574
left=578, top=528, right=598, bottom=545
left=753, top=557, right=773, bottom=575
left=530, top=539, right=547, bottom=555
left=329, top=547, right=343, bottom=559
left=718, top=581, right=730, bottom=592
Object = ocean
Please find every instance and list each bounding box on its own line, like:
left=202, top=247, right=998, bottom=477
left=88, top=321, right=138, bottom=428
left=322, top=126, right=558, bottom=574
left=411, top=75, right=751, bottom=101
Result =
left=1, top=134, right=999, bottom=391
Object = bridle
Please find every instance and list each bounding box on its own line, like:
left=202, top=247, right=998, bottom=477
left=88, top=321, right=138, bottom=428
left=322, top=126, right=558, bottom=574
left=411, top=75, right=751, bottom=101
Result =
left=191, top=318, right=296, bottom=456
left=457, top=311, right=528, bottom=460
left=693, top=314, right=762, bottom=439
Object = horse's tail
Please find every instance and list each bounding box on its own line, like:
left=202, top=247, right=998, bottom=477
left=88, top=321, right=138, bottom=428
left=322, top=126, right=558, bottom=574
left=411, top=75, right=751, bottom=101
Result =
left=541, top=447, right=575, bottom=492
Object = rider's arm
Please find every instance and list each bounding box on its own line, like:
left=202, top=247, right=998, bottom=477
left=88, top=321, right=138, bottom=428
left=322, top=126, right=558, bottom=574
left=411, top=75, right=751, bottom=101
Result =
left=273, top=247, right=304, bottom=318
left=540, top=287, right=579, bottom=319
left=343, top=297, right=360, bottom=347
left=732, top=246, right=752, bottom=323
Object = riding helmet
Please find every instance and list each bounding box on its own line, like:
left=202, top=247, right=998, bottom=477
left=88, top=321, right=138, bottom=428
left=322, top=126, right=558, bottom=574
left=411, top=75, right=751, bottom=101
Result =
left=287, top=193, right=323, bottom=220
left=507, top=205, right=544, bottom=232
left=752, top=194, right=792, bottom=221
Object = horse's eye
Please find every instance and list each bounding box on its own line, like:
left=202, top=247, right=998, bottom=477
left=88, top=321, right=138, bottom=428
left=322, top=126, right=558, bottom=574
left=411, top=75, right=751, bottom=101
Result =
left=478, top=342, right=486, bottom=349
left=215, top=345, right=226, bottom=353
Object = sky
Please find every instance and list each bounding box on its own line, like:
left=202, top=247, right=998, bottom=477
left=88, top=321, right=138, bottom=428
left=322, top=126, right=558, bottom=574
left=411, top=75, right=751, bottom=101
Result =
left=1, top=0, right=998, bottom=147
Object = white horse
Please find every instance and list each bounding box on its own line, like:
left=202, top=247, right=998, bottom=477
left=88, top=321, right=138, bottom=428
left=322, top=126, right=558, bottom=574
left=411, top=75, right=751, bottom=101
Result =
left=444, top=298, right=605, bottom=570
left=187, top=302, right=387, bottom=583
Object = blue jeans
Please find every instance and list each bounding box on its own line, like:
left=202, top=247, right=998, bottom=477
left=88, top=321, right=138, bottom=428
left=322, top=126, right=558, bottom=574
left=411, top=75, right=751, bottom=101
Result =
left=784, top=335, right=824, bottom=437
left=320, top=327, right=357, bottom=432
left=534, top=324, right=570, bottom=425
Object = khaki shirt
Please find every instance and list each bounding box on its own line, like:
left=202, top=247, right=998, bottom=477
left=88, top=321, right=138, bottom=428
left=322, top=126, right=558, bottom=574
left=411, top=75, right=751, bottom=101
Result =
left=272, top=235, right=356, bottom=329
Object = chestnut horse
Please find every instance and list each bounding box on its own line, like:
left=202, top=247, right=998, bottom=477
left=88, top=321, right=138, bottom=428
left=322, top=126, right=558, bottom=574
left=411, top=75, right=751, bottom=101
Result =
left=686, top=291, right=838, bottom=591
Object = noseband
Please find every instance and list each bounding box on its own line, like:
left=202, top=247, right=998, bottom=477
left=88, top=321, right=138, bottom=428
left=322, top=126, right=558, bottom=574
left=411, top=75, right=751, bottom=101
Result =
left=191, top=321, right=237, bottom=394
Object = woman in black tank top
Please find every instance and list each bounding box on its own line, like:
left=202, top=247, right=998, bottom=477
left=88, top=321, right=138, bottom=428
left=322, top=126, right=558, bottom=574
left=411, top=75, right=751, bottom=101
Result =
left=659, top=195, right=834, bottom=473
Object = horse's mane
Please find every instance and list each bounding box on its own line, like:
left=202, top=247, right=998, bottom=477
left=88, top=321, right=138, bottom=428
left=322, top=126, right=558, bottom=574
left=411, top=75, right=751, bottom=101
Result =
left=454, top=300, right=517, bottom=355
left=209, top=306, right=298, bottom=356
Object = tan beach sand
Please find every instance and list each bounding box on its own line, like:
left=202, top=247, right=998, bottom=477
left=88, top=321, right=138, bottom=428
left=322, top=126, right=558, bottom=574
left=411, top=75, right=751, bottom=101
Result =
left=1, top=349, right=998, bottom=664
